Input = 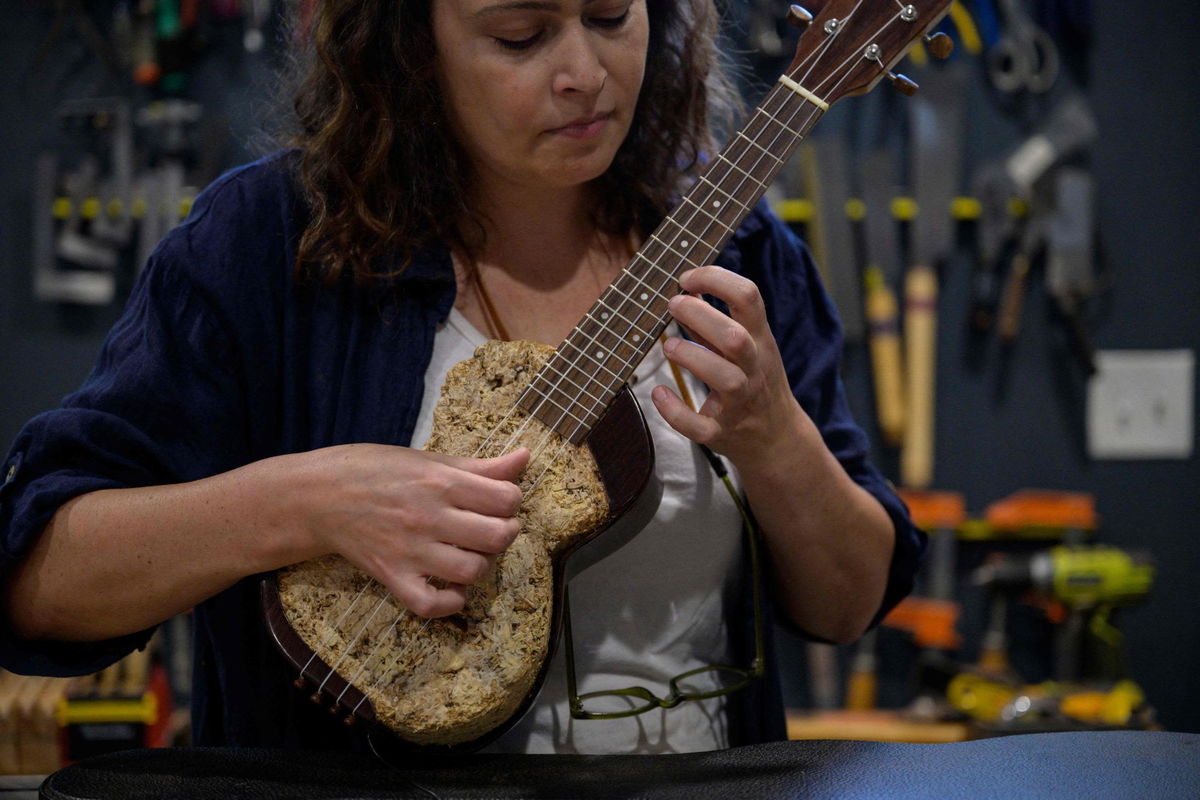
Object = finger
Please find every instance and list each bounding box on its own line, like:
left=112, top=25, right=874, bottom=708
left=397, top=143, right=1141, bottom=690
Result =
left=422, top=447, right=529, bottom=482
left=462, top=448, right=530, bottom=481
left=650, top=384, right=721, bottom=445
left=438, top=510, right=522, bottom=555
left=678, top=266, right=771, bottom=338
left=667, top=293, right=758, bottom=372
left=392, top=574, right=469, bottom=619
left=418, top=451, right=526, bottom=517
left=443, top=472, right=524, bottom=517
left=421, top=542, right=496, bottom=588
left=663, top=336, right=747, bottom=396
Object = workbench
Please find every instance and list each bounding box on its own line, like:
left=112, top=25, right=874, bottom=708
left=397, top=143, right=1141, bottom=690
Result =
left=36, top=730, right=1200, bottom=799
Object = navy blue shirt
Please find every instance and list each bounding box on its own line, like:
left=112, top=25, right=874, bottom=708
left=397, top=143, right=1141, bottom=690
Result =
left=0, top=152, right=925, bottom=749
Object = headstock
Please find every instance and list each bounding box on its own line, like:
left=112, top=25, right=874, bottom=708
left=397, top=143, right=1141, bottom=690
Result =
left=783, top=1, right=953, bottom=106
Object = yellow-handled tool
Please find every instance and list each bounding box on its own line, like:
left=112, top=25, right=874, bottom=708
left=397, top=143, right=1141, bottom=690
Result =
left=860, top=151, right=906, bottom=448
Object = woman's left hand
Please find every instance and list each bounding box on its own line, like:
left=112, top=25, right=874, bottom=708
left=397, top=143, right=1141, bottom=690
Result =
left=652, top=265, right=803, bottom=469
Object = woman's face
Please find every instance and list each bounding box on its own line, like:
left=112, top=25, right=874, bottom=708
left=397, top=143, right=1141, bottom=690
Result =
left=431, top=0, right=649, bottom=195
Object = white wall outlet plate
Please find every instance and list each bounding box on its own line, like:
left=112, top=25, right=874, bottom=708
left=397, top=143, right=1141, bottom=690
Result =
left=1087, top=350, right=1195, bottom=459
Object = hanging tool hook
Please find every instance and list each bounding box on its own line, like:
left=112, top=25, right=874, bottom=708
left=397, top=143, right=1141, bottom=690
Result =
left=987, top=0, right=1060, bottom=95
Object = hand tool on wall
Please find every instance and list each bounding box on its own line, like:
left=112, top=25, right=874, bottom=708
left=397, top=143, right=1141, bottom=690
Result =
left=1045, top=167, right=1099, bottom=375
left=34, top=101, right=136, bottom=305
left=987, top=0, right=1060, bottom=95
left=967, top=93, right=1098, bottom=336
left=994, top=202, right=1045, bottom=345
left=901, top=63, right=965, bottom=489
left=134, top=99, right=203, bottom=272
left=803, top=137, right=864, bottom=342
left=860, top=148, right=906, bottom=447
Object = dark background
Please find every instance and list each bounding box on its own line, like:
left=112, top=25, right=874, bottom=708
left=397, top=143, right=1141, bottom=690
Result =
left=2, top=1, right=1197, bottom=734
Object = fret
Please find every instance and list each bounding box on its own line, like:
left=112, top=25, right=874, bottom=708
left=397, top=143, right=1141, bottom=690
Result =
left=611, top=270, right=673, bottom=322
left=525, top=49, right=829, bottom=443
left=556, top=335, right=633, bottom=386
left=696, top=176, right=752, bottom=217
left=647, top=231, right=703, bottom=273
left=678, top=195, right=736, bottom=237
left=651, top=216, right=726, bottom=263
left=522, top=381, right=600, bottom=430
left=590, top=297, right=657, bottom=342
left=714, top=153, right=769, bottom=193
left=752, top=104, right=803, bottom=140
left=535, top=358, right=610, bottom=409
left=735, top=132, right=784, bottom=167
left=627, top=249, right=683, bottom=286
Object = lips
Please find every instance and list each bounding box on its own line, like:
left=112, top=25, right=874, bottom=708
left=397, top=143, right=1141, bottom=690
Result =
left=551, top=111, right=613, bottom=139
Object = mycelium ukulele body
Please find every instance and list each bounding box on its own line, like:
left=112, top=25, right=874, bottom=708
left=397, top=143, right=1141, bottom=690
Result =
left=263, top=339, right=659, bottom=749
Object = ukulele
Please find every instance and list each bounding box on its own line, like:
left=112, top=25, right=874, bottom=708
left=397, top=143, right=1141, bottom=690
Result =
left=262, top=0, right=953, bottom=751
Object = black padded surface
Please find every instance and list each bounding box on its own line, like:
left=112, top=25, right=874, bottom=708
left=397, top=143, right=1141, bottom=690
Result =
left=40, top=732, right=1200, bottom=799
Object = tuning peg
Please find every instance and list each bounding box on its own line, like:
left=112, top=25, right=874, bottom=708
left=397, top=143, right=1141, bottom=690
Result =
left=924, top=32, right=954, bottom=59
left=786, top=5, right=813, bottom=29
left=888, top=72, right=919, bottom=96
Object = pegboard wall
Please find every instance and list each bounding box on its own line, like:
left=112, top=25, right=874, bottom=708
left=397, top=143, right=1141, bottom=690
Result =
left=1, top=0, right=1197, bottom=735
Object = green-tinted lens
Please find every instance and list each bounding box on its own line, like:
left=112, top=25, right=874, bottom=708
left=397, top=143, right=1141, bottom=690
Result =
left=670, top=665, right=753, bottom=700
left=572, top=686, right=660, bottom=720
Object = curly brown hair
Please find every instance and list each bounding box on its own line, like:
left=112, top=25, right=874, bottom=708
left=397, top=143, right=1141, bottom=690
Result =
left=286, top=0, right=737, bottom=284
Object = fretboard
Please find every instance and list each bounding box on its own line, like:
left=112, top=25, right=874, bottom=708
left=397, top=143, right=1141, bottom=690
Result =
left=519, top=79, right=827, bottom=444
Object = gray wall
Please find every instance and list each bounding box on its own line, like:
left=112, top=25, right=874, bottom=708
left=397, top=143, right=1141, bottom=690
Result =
left=2, top=2, right=1198, bottom=734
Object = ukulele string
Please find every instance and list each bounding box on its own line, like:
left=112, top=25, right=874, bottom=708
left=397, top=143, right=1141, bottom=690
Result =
left=323, top=4, right=900, bottom=716
left=296, top=578, right=372, bottom=686
left=470, top=0, right=858, bottom=466
left=504, top=5, right=890, bottom=474
left=460, top=1, right=869, bottom=497
left=315, top=590, right=393, bottom=696
left=345, top=613, right=436, bottom=714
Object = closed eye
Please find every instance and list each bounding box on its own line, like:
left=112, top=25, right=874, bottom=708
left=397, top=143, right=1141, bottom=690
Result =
left=589, top=9, right=629, bottom=29
left=494, top=31, right=543, bottom=51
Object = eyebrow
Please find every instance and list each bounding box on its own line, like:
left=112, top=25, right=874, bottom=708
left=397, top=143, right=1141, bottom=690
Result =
left=472, top=0, right=603, bottom=19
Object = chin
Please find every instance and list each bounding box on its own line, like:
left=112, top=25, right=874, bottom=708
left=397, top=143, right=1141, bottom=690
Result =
left=550, top=151, right=620, bottom=188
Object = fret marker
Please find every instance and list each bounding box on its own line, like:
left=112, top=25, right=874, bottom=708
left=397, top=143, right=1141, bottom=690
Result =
left=680, top=239, right=689, bottom=248
left=632, top=333, right=641, bottom=343
left=712, top=200, right=720, bottom=208
left=595, top=349, right=604, bottom=360
left=639, top=292, right=649, bottom=301
left=777, top=75, right=830, bottom=111
left=601, top=311, right=610, bottom=320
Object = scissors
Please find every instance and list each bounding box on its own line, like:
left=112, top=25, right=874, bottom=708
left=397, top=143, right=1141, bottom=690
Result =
left=987, top=0, right=1060, bottom=94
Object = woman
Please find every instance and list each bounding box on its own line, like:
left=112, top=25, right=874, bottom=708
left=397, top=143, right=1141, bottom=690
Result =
left=0, top=0, right=923, bottom=753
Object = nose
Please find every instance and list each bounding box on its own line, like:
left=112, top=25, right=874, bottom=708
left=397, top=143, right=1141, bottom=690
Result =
left=552, top=25, right=607, bottom=96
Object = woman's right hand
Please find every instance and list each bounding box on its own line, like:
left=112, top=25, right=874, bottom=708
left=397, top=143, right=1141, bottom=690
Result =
left=287, top=444, right=530, bottom=619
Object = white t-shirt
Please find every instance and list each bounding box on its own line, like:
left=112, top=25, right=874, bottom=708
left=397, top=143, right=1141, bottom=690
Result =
left=410, top=309, right=745, bottom=754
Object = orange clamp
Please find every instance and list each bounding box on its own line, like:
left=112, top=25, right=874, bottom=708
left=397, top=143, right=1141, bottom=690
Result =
left=882, top=597, right=962, bottom=651
left=897, top=489, right=967, bottom=531
left=984, top=489, right=1098, bottom=532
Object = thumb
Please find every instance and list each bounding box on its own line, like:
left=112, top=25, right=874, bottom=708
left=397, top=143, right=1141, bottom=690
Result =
left=467, top=447, right=531, bottom=482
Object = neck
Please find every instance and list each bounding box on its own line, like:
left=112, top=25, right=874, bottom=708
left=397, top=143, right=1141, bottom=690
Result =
left=467, top=176, right=602, bottom=283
